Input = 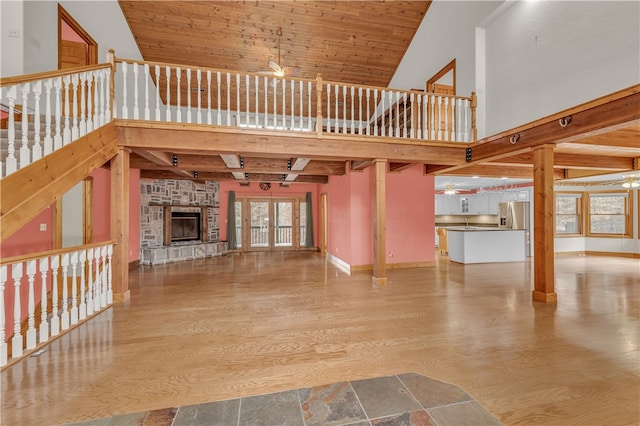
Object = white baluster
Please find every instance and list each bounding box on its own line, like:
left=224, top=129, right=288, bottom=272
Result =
left=334, top=84, right=339, bottom=133
left=290, top=78, right=295, bottom=129
left=299, top=81, right=303, bottom=130
left=437, top=96, right=443, bottom=141
left=53, top=77, right=63, bottom=150
left=358, top=87, right=363, bottom=135
left=342, top=85, right=347, bottom=133
left=197, top=69, right=202, bottom=124
left=444, top=97, right=449, bottom=141
left=122, top=62, right=129, bottom=119
left=255, top=76, right=259, bottom=127
left=246, top=74, right=250, bottom=127
left=307, top=81, right=312, bottom=131
left=395, top=91, right=400, bottom=138
left=272, top=78, right=277, bottom=128
left=326, top=83, right=331, bottom=133
left=104, top=68, right=111, bottom=122
left=100, top=246, right=108, bottom=307
left=381, top=90, right=385, bottom=137
left=133, top=63, right=141, bottom=120
left=70, top=251, right=79, bottom=325
left=11, top=263, right=24, bottom=358
left=5, top=86, right=17, bottom=175
left=350, top=86, right=355, bottom=134
left=366, top=88, right=371, bottom=136
left=207, top=70, right=212, bottom=125
left=176, top=67, right=182, bottom=123
left=409, top=93, right=415, bottom=139
left=281, top=78, right=285, bottom=128
left=38, top=257, right=49, bottom=343
left=463, top=99, right=469, bottom=142
left=43, top=79, right=53, bottom=155
left=91, top=71, right=99, bottom=130
left=0, top=265, right=7, bottom=366
left=451, top=98, right=456, bottom=141
left=20, top=83, right=30, bottom=169
left=63, top=75, right=71, bottom=144
left=25, top=260, right=37, bottom=350
left=142, top=64, right=149, bottom=120
left=86, top=248, right=94, bottom=316
left=79, top=250, right=87, bottom=320
left=97, top=70, right=105, bottom=126
left=165, top=66, right=171, bottom=122
left=107, top=245, right=113, bottom=304
left=417, top=94, right=423, bottom=139
left=50, top=255, right=60, bottom=336
left=236, top=73, right=240, bottom=126
left=79, top=73, right=87, bottom=136
left=71, top=74, right=79, bottom=140
left=430, top=95, right=435, bottom=140
left=32, top=81, right=43, bottom=161
left=373, top=89, right=378, bottom=136
left=154, top=65, right=161, bottom=121
left=85, top=72, right=94, bottom=133
left=403, top=92, right=408, bottom=138
left=186, top=68, right=192, bottom=123
left=217, top=71, right=222, bottom=125
left=60, top=253, right=70, bottom=330
left=94, top=247, right=103, bottom=309
left=263, top=76, right=268, bottom=127
left=227, top=73, right=233, bottom=125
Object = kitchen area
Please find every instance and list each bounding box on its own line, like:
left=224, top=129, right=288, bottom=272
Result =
left=435, top=184, right=533, bottom=264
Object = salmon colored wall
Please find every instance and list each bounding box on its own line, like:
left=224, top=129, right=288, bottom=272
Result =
left=386, top=165, right=435, bottom=264
left=0, top=207, right=54, bottom=258
left=61, top=20, right=86, bottom=43
left=325, top=173, right=353, bottom=263
left=219, top=181, right=320, bottom=246
left=323, top=165, right=436, bottom=268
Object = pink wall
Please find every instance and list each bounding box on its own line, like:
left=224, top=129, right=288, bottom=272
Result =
left=323, top=164, right=436, bottom=268
left=0, top=207, right=54, bottom=258
left=219, top=181, right=320, bottom=246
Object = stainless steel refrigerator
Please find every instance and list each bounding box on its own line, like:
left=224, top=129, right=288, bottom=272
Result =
left=498, top=201, right=531, bottom=256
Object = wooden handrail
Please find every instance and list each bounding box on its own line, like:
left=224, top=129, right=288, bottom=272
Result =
left=0, top=63, right=111, bottom=87
left=0, top=240, right=117, bottom=266
left=320, top=78, right=474, bottom=102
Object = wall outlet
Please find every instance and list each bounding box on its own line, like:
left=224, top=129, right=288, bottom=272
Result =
left=8, top=29, right=19, bottom=38
left=40, top=223, right=47, bottom=231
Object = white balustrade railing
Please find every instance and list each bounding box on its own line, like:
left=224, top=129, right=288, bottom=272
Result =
left=114, top=60, right=317, bottom=132
left=0, top=65, right=112, bottom=179
left=0, top=241, right=115, bottom=367
left=113, top=58, right=475, bottom=142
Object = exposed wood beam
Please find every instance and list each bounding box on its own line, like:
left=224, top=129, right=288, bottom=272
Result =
left=140, top=170, right=328, bottom=184
left=470, top=88, right=640, bottom=163
left=389, top=162, right=413, bottom=172
left=488, top=152, right=634, bottom=171
left=131, top=149, right=173, bottom=166
left=1, top=124, right=118, bottom=242
left=425, top=163, right=566, bottom=179
left=116, top=122, right=467, bottom=164
left=350, top=160, right=373, bottom=171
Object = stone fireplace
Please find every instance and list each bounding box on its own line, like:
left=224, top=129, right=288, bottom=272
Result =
left=140, top=179, right=227, bottom=265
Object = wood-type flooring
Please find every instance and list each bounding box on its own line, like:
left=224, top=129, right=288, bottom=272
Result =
left=1, top=252, right=638, bottom=425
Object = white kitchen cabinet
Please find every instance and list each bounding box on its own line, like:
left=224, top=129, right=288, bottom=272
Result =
left=470, top=193, right=489, bottom=214
left=435, top=195, right=462, bottom=214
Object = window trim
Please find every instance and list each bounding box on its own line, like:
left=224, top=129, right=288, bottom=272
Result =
left=585, top=190, right=633, bottom=238
left=554, top=191, right=584, bottom=237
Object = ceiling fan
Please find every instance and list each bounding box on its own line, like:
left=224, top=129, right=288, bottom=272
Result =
left=261, top=27, right=295, bottom=78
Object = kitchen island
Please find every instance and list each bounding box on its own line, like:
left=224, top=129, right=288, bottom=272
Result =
left=446, top=227, right=526, bottom=264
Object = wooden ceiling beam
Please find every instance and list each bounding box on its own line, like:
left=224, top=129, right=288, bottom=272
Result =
left=140, top=169, right=327, bottom=184
left=469, top=88, right=640, bottom=163
left=425, top=163, right=565, bottom=179
left=487, top=152, right=634, bottom=170
left=350, top=160, right=373, bottom=171
left=389, top=162, right=413, bottom=172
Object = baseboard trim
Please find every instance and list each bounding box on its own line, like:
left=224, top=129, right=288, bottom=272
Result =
left=326, top=253, right=351, bottom=275
left=555, top=251, right=639, bottom=259
left=351, top=261, right=435, bottom=272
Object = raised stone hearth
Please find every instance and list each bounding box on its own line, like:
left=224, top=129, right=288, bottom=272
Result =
left=141, top=241, right=227, bottom=266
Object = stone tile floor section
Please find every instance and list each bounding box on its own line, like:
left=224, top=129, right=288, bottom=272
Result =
left=68, top=373, right=503, bottom=426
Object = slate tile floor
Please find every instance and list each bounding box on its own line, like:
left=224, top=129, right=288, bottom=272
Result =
left=68, top=373, right=503, bottom=426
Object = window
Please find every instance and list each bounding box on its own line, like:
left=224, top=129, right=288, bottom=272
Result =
left=587, top=191, right=632, bottom=237
left=555, top=192, right=582, bottom=235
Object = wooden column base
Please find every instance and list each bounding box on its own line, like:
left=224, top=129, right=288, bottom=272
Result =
left=372, top=276, right=388, bottom=286
left=532, top=290, right=557, bottom=303
left=114, top=290, right=131, bottom=303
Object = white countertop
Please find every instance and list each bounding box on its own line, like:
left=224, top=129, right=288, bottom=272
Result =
left=445, top=226, right=519, bottom=232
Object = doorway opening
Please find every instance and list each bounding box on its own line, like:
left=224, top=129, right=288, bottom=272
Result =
left=58, top=4, right=98, bottom=69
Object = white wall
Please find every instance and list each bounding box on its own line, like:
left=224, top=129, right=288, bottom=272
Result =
left=0, top=0, right=24, bottom=77
left=21, top=0, right=141, bottom=74
left=484, top=1, right=640, bottom=135
left=62, top=182, right=83, bottom=248
left=390, top=1, right=502, bottom=96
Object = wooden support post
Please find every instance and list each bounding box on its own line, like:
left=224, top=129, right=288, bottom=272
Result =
left=372, top=159, right=388, bottom=286
left=532, top=144, right=557, bottom=303
left=111, top=147, right=130, bottom=302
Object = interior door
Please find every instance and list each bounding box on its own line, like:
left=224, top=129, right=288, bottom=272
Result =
left=60, top=40, right=88, bottom=69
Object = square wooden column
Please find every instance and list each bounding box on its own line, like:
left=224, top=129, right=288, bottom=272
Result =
left=111, top=147, right=130, bottom=302
left=532, top=144, right=557, bottom=303
left=372, top=159, right=388, bottom=286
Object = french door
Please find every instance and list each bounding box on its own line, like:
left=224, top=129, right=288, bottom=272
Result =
left=236, top=197, right=306, bottom=251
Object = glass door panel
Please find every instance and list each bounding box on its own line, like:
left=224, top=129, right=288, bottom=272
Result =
left=235, top=201, right=243, bottom=248
left=250, top=201, right=270, bottom=248
left=274, top=201, right=293, bottom=247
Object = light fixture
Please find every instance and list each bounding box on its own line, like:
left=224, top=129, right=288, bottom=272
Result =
left=444, top=184, right=456, bottom=195
left=472, top=175, right=479, bottom=179
left=622, top=179, right=640, bottom=189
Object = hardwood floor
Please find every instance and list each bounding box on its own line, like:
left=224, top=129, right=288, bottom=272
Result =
left=1, top=252, right=638, bottom=425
